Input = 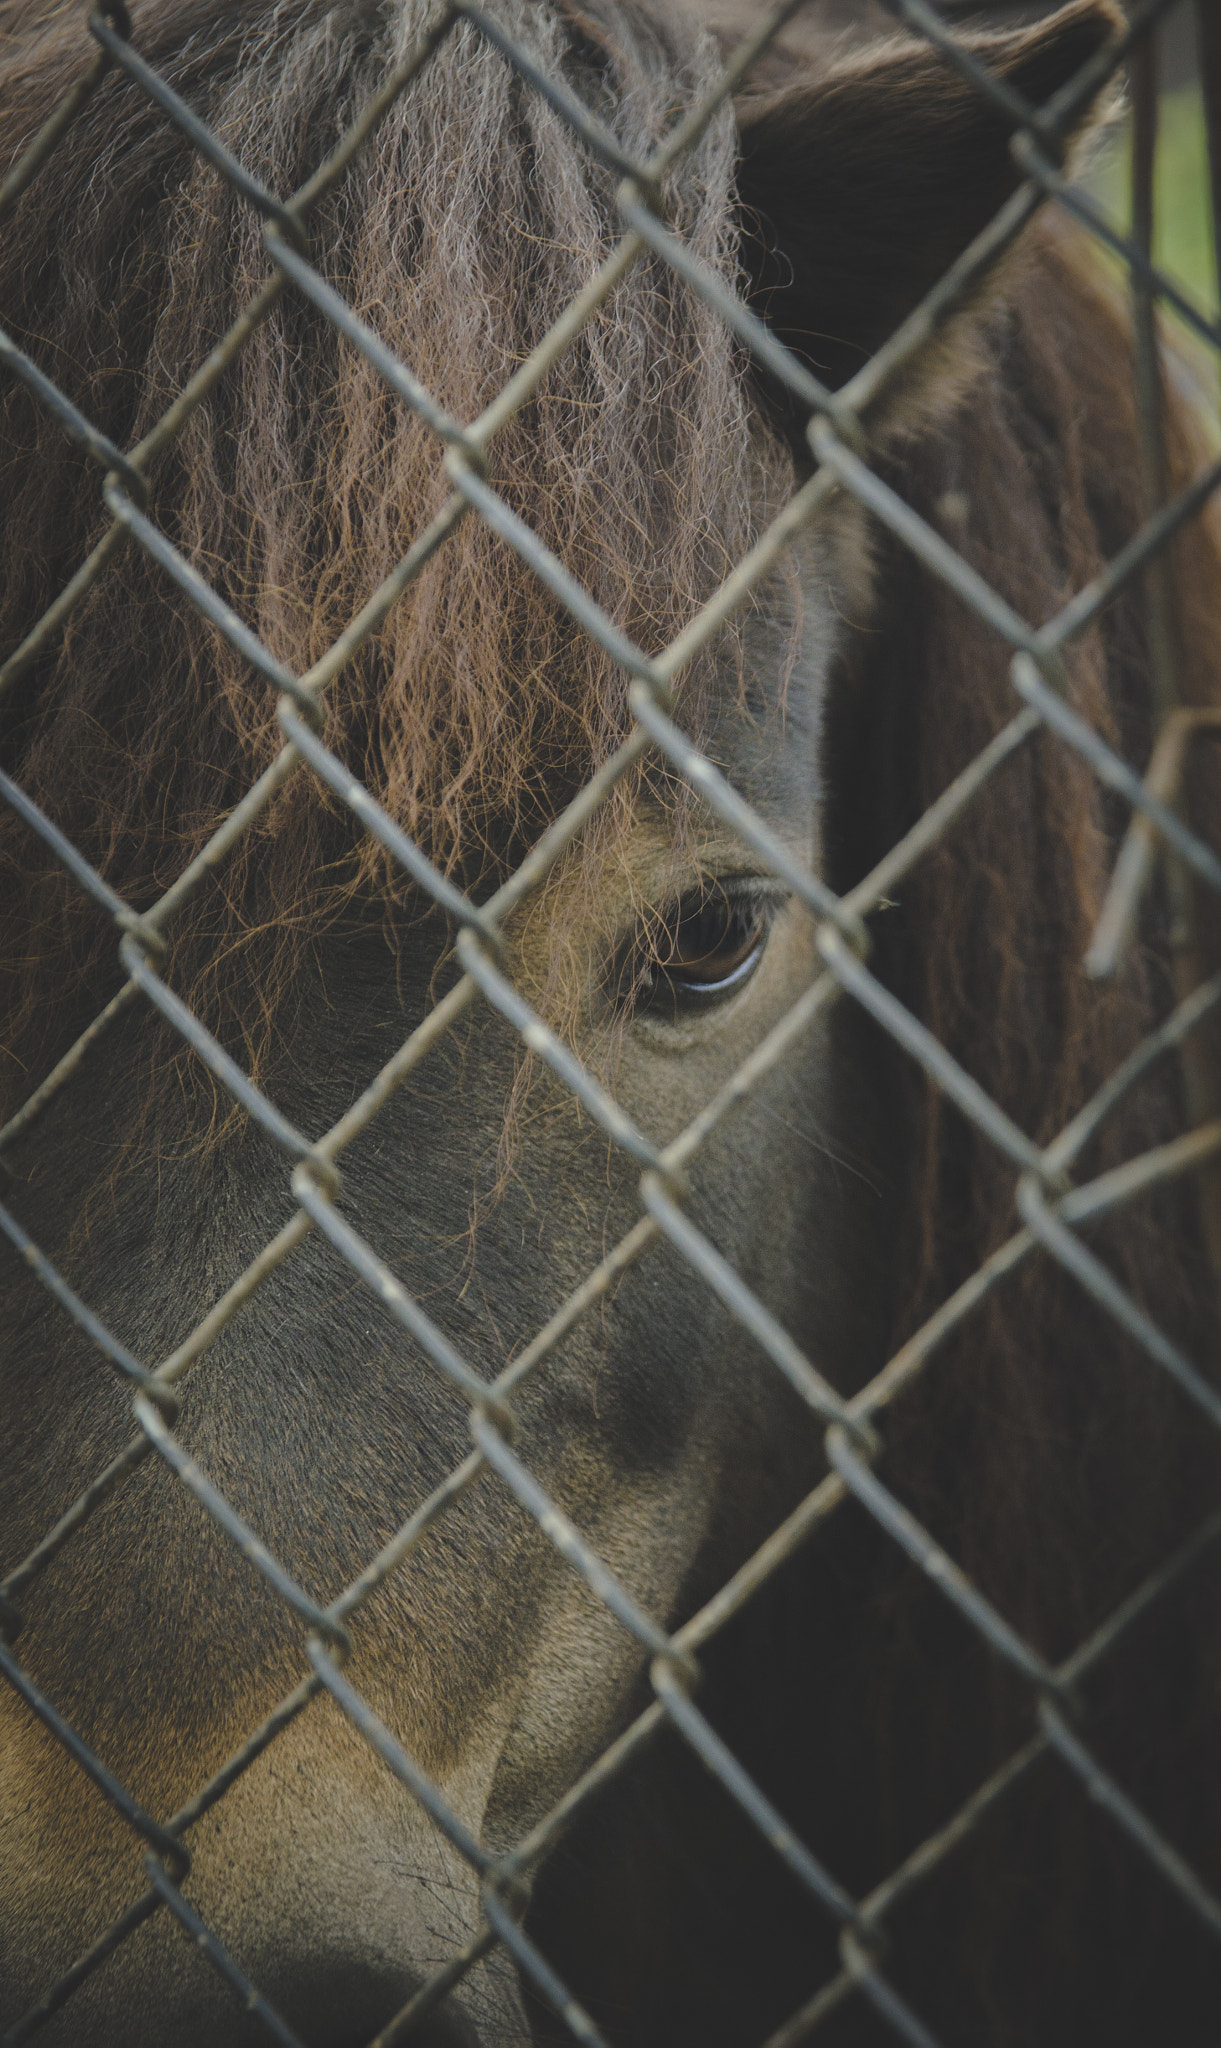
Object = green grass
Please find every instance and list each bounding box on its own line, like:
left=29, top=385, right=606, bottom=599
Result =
left=1096, top=85, right=1217, bottom=315
left=1082, top=83, right=1219, bottom=418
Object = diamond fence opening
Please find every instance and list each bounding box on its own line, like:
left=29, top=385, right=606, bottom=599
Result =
left=2, top=0, right=1221, bottom=2042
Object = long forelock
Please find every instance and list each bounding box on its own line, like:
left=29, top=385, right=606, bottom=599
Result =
left=0, top=0, right=789, bottom=1110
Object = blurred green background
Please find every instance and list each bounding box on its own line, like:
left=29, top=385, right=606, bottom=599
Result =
left=1081, top=0, right=1218, bottom=426
left=1087, top=82, right=1219, bottom=322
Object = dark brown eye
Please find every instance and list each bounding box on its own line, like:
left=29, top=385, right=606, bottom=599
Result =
left=618, top=883, right=777, bottom=1018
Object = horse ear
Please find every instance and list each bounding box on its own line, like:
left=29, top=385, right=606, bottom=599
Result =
left=734, top=0, right=1119, bottom=410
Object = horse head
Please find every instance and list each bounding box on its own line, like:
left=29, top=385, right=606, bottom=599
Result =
left=4, top=3, right=1219, bottom=2043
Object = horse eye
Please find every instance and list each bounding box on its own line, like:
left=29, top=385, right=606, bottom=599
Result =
left=621, top=884, right=776, bottom=1017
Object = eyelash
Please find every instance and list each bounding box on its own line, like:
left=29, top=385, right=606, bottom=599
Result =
left=613, top=881, right=782, bottom=1020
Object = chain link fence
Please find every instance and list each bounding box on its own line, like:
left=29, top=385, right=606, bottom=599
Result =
left=2, top=0, right=1221, bottom=2041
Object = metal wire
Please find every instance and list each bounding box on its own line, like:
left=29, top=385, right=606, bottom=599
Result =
left=2, top=0, right=1220, bottom=2042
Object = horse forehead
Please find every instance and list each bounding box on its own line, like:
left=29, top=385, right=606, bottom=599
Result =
left=622, top=557, right=829, bottom=841
left=697, top=538, right=835, bottom=801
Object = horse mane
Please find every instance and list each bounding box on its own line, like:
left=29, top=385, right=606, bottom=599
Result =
left=819, top=221, right=1221, bottom=1705
left=0, top=0, right=783, bottom=1116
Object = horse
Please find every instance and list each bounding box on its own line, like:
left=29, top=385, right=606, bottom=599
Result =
left=3, top=0, right=1221, bottom=2042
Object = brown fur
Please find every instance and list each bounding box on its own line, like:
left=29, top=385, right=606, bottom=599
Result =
left=3, top=1, right=1221, bottom=2039
left=734, top=2, right=1122, bottom=400
left=0, top=0, right=791, bottom=1116
left=844, top=221, right=1221, bottom=1641
left=525, top=234, right=1221, bottom=2048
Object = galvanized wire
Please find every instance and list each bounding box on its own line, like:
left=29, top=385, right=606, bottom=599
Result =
left=2, top=0, right=1221, bottom=2042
